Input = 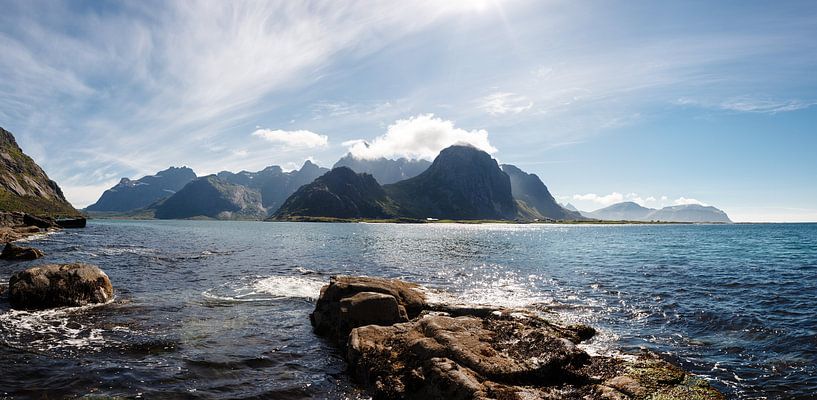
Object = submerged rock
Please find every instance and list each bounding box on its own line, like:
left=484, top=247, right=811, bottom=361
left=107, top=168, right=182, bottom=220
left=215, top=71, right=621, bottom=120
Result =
left=1, top=242, right=44, bottom=260
left=311, top=275, right=724, bottom=400
left=8, top=263, right=114, bottom=309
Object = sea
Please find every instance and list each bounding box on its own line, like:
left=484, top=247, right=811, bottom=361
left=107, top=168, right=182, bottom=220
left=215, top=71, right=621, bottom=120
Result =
left=1, top=220, right=815, bottom=399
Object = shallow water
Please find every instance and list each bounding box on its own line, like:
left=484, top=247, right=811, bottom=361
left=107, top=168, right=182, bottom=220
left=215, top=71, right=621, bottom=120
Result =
left=1, top=220, right=816, bottom=398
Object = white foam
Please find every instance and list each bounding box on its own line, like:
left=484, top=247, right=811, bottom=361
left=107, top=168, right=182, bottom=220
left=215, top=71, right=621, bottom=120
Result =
left=202, top=275, right=326, bottom=303
left=0, top=301, right=115, bottom=352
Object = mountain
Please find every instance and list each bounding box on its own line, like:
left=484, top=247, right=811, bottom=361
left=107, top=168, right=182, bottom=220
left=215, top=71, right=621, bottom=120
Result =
left=583, top=202, right=653, bottom=221
left=584, top=202, right=732, bottom=222
left=216, top=160, right=328, bottom=211
left=648, top=204, right=732, bottom=223
left=86, top=167, right=196, bottom=212
left=333, top=154, right=431, bottom=184
left=0, top=127, right=79, bottom=217
left=500, top=164, right=584, bottom=220
left=563, top=203, right=579, bottom=212
left=384, top=145, right=517, bottom=220
left=153, top=175, right=266, bottom=220
left=272, top=167, right=398, bottom=219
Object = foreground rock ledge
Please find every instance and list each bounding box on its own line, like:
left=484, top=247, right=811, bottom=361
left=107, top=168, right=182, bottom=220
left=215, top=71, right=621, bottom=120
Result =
left=312, top=275, right=724, bottom=400
left=8, top=263, right=114, bottom=310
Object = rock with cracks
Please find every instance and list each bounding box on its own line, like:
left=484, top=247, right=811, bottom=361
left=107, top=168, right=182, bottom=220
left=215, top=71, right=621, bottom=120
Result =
left=311, top=275, right=724, bottom=400
left=1, top=242, right=44, bottom=260
left=8, top=263, right=114, bottom=309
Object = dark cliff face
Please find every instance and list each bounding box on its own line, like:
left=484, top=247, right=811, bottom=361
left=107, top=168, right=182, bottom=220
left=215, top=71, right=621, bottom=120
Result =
left=0, top=127, right=79, bottom=216
left=153, top=175, right=266, bottom=220
left=86, top=167, right=197, bottom=212
left=333, top=154, right=431, bottom=184
left=500, top=164, right=584, bottom=220
left=384, top=145, right=517, bottom=220
left=273, top=167, right=397, bottom=219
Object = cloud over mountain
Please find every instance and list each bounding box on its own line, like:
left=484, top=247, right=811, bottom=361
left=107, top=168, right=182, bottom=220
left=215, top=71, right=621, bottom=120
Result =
left=345, top=114, right=496, bottom=160
left=252, top=129, right=328, bottom=149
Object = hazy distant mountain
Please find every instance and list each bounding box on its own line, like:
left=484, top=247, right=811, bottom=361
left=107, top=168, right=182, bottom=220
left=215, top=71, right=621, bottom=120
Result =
left=217, top=160, right=328, bottom=211
left=648, top=204, right=732, bottom=223
left=86, top=167, right=196, bottom=212
left=333, top=154, right=431, bottom=184
left=584, top=201, right=732, bottom=222
left=563, top=203, right=579, bottom=212
left=0, top=127, right=79, bottom=216
left=273, top=167, right=398, bottom=219
left=501, top=164, right=584, bottom=220
left=154, top=175, right=266, bottom=220
left=583, top=202, right=653, bottom=221
left=384, top=145, right=517, bottom=220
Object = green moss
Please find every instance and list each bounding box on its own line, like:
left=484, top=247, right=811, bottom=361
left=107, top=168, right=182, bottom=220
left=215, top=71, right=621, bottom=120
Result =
left=0, top=190, right=80, bottom=218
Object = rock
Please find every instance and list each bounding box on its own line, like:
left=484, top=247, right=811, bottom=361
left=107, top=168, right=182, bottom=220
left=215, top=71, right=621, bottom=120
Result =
left=23, top=213, right=56, bottom=228
left=311, top=275, right=725, bottom=400
left=8, top=263, right=114, bottom=309
left=1, top=243, right=44, bottom=260
left=310, top=275, right=427, bottom=345
left=55, top=217, right=87, bottom=228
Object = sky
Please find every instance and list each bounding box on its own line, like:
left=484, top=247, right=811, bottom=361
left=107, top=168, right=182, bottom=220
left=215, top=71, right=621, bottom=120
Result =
left=1, top=0, right=816, bottom=222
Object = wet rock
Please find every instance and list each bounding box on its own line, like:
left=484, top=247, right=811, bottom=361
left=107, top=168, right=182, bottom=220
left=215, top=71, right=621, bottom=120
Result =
left=310, top=275, right=427, bottom=345
left=0, top=242, right=45, bottom=260
left=8, top=263, right=114, bottom=309
left=55, top=217, right=87, bottom=228
left=312, top=275, right=725, bottom=400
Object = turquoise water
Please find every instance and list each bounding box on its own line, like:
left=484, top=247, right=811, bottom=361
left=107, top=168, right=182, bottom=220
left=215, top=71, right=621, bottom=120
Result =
left=1, top=221, right=816, bottom=398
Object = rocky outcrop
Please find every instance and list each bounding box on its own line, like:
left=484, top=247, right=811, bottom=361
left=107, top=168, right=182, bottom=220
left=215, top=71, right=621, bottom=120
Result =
left=55, top=217, right=87, bottom=228
left=0, top=127, right=80, bottom=217
left=311, top=275, right=724, bottom=400
left=0, top=211, right=56, bottom=243
left=1, top=242, right=44, bottom=260
left=8, top=263, right=114, bottom=309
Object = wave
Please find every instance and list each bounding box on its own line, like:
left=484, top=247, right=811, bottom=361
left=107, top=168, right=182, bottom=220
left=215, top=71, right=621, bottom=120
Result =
left=0, top=300, right=118, bottom=352
left=201, top=275, right=326, bottom=303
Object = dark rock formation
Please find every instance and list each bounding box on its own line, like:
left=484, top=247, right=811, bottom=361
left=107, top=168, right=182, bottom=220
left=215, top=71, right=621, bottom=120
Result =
left=23, top=213, right=56, bottom=228
left=334, top=153, right=431, bottom=184
left=86, top=166, right=197, bottom=212
left=384, top=145, right=517, bottom=220
left=273, top=167, right=399, bottom=220
left=501, top=164, right=585, bottom=221
left=8, top=263, right=114, bottom=309
left=311, top=275, right=724, bottom=400
left=0, top=127, right=79, bottom=217
left=55, top=217, right=87, bottom=228
left=154, top=175, right=266, bottom=220
left=1, top=243, right=44, bottom=260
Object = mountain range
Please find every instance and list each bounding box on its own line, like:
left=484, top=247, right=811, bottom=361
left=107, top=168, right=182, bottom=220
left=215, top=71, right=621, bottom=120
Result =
left=333, top=154, right=431, bottom=184
left=582, top=201, right=732, bottom=223
left=273, top=145, right=579, bottom=221
left=86, top=167, right=197, bottom=212
left=0, top=127, right=79, bottom=217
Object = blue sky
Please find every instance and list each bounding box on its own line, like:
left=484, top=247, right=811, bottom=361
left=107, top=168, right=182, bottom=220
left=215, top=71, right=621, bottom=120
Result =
left=1, top=1, right=815, bottom=221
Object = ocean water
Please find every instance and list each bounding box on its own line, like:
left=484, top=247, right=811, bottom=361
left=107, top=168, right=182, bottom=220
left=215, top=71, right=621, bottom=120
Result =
left=1, top=220, right=816, bottom=399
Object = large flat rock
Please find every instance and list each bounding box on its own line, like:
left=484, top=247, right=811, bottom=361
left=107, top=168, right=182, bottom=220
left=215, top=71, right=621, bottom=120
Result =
left=8, top=263, right=114, bottom=309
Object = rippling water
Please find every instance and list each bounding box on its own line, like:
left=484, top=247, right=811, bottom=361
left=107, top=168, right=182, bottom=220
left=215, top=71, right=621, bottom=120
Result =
left=1, top=220, right=815, bottom=398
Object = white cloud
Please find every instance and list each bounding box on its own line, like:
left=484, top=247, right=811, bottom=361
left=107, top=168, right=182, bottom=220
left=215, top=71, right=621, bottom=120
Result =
left=252, top=129, right=328, bottom=149
left=676, top=96, right=816, bottom=114
left=573, top=192, right=625, bottom=206
left=673, top=197, right=708, bottom=206
left=479, top=92, right=533, bottom=115
left=346, top=114, right=496, bottom=160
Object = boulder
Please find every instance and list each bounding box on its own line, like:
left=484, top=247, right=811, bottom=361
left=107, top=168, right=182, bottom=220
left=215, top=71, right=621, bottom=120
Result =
left=8, top=263, right=114, bottom=309
left=1, top=243, right=44, bottom=260
left=311, top=275, right=724, bottom=400
left=310, top=275, right=427, bottom=345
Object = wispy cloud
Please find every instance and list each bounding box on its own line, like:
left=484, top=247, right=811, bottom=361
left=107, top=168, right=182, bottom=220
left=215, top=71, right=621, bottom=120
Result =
left=676, top=96, right=816, bottom=114
left=478, top=92, right=533, bottom=116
